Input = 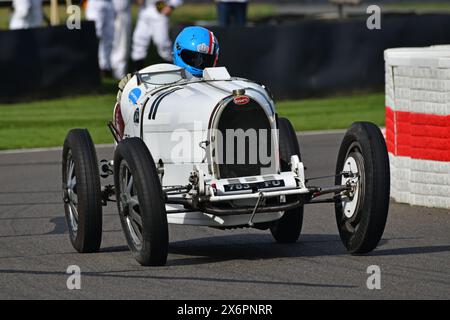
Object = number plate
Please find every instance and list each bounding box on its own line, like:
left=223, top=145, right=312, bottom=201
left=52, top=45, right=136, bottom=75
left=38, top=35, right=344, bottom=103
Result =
left=224, top=180, right=285, bottom=192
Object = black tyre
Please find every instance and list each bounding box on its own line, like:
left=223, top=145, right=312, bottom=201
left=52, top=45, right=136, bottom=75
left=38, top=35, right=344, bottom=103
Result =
left=114, top=138, right=168, bottom=266
left=62, top=129, right=102, bottom=253
left=335, top=122, right=390, bottom=254
left=270, top=117, right=304, bottom=243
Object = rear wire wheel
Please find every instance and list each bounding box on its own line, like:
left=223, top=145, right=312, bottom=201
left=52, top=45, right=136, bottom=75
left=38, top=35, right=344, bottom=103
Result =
left=62, top=129, right=102, bottom=253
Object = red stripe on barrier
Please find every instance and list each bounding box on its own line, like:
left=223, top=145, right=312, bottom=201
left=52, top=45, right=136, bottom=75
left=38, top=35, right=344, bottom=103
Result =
left=412, top=124, right=448, bottom=138
left=385, top=106, right=450, bottom=162
left=385, top=107, right=395, bottom=153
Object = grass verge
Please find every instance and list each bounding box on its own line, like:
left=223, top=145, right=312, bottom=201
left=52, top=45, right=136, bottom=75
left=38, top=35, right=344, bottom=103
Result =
left=277, top=93, right=385, bottom=132
left=0, top=90, right=384, bottom=150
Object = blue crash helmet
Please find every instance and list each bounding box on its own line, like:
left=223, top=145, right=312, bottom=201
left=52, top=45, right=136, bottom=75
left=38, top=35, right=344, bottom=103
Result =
left=173, top=26, right=219, bottom=77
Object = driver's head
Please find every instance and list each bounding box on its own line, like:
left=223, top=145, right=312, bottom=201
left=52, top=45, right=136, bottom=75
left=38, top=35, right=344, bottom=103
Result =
left=173, top=26, right=220, bottom=77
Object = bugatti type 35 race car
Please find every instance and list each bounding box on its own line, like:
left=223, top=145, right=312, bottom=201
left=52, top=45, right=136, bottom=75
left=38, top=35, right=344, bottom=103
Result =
left=62, top=64, right=390, bottom=266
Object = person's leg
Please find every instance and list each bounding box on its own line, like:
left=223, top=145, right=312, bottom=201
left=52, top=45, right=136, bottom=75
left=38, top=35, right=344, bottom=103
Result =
left=111, top=0, right=132, bottom=79
left=85, top=1, right=101, bottom=36
left=86, top=1, right=114, bottom=72
left=9, top=0, right=31, bottom=30
left=217, top=2, right=230, bottom=27
left=131, top=6, right=153, bottom=70
left=29, top=0, right=42, bottom=28
left=86, top=1, right=108, bottom=71
left=152, top=15, right=173, bottom=62
left=100, top=3, right=115, bottom=72
left=232, top=2, right=248, bottom=26
left=150, top=8, right=172, bottom=62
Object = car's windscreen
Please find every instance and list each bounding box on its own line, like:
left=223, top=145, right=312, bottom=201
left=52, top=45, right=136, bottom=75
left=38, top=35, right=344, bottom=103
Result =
left=138, top=70, right=185, bottom=85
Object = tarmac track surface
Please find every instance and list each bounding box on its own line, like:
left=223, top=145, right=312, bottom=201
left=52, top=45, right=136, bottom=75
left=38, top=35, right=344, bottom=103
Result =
left=0, top=132, right=449, bottom=299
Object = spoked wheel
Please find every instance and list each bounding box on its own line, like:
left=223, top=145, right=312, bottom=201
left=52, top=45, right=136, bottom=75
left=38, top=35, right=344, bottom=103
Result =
left=118, top=161, right=143, bottom=250
left=65, top=151, right=79, bottom=234
left=270, top=117, right=304, bottom=243
left=62, top=129, right=102, bottom=253
left=335, top=122, right=390, bottom=254
left=114, top=138, right=168, bottom=266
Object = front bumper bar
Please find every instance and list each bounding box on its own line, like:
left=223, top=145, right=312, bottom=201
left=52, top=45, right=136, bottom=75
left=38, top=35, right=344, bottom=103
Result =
left=203, top=199, right=302, bottom=216
left=206, top=187, right=310, bottom=202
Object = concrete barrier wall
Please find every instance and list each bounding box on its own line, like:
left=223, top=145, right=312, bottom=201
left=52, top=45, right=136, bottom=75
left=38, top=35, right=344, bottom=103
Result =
left=385, top=46, right=450, bottom=209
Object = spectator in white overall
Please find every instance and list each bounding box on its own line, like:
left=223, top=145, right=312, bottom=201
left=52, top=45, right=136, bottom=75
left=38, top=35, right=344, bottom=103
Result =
left=131, top=0, right=183, bottom=71
left=9, top=0, right=43, bottom=30
left=111, top=0, right=132, bottom=79
left=86, top=0, right=115, bottom=76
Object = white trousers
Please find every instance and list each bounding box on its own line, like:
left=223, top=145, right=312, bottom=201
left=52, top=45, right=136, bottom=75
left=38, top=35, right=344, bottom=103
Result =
left=111, top=0, right=132, bottom=79
left=86, top=0, right=115, bottom=71
left=10, top=0, right=42, bottom=30
left=131, top=5, right=172, bottom=62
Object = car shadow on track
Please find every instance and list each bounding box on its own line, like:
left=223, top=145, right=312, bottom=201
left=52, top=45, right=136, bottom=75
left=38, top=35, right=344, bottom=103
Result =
left=167, top=233, right=346, bottom=265
left=369, top=245, right=450, bottom=256
left=98, top=233, right=443, bottom=266
left=165, top=234, right=439, bottom=266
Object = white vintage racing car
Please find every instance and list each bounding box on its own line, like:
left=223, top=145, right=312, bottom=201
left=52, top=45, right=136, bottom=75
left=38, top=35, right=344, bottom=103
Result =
left=62, top=64, right=390, bottom=266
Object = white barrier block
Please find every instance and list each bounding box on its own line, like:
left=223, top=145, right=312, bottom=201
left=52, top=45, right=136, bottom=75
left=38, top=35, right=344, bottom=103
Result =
left=408, top=78, right=450, bottom=91
left=385, top=46, right=450, bottom=209
left=395, top=98, right=411, bottom=112
left=396, top=87, right=411, bottom=100
left=393, top=191, right=412, bottom=204
left=410, top=89, right=449, bottom=103
left=410, top=183, right=450, bottom=197
left=395, top=76, right=410, bottom=88
left=410, top=171, right=449, bottom=185
left=411, top=194, right=450, bottom=208
left=394, top=66, right=450, bottom=80
left=410, top=101, right=448, bottom=115
left=386, top=95, right=395, bottom=109
left=410, top=158, right=450, bottom=174
left=394, top=156, right=411, bottom=168
left=395, top=66, right=413, bottom=77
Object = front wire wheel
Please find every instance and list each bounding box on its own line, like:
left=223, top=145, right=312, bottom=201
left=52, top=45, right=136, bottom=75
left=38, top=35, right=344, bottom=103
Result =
left=118, top=161, right=143, bottom=250
left=114, top=138, right=168, bottom=266
left=335, top=122, right=390, bottom=254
